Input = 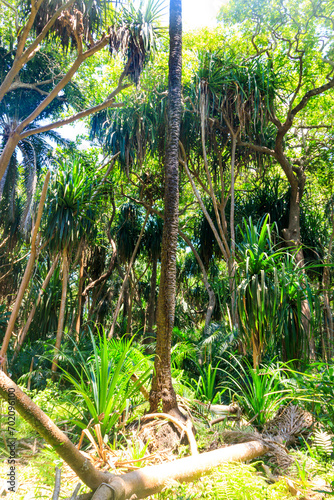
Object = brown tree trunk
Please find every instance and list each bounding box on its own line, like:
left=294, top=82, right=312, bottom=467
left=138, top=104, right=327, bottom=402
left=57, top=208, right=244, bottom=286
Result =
left=51, top=247, right=69, bottom=375
left=0, top=370, right=109, bottom=490
left=281, top=170, right=315, bottom=360
left=126, top=278, right=135, bottom=335
left=91, top=440, right=269, bottom=500
left=12, top=253, right=60, bottom=362
left=149, top=0, right=182, bottom=415
left=0, top=171, right=50, bottom=362
left=322, top=203, right=334, bottom=360
left=145, top=256, right=158, bottom=340
left=75, top=249, right=85, bottom=341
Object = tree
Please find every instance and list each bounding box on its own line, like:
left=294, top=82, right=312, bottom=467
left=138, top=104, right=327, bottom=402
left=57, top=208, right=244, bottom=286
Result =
left=219, top=0, right=334, bottom=266
left=148, top=0, right=182, bottom=415
left=0, top=0, right=162, bottom=183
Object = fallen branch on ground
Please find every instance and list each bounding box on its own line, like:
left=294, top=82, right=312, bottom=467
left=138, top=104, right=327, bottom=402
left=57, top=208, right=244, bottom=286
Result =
left=0, top=371, right=269, bottom=500
left=91, top=440, right=269, bottom=500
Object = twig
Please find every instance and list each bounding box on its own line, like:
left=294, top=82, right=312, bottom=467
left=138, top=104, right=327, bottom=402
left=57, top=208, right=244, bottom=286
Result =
left=70, top=482, right=82, bottom=500
left=52, top=467, right=62, bottom=500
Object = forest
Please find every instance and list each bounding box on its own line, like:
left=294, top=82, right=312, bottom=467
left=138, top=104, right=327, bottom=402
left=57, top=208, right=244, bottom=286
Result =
left=0, top=0, right=334, bottom=498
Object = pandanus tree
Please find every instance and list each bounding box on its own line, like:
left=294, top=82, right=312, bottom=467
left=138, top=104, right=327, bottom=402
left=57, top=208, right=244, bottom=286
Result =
left=180, top=50, right=277, bottom=326
left=44, top=156, right=101, bottom=374
left=0, top=0, right=164, bottom=184
left=236, top=216, right=281, bottom=368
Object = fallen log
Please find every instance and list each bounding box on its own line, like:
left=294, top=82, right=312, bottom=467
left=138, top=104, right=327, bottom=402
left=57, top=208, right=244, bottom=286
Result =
left=91, top=440, right=269, bottom=500
left=0, top=370, right=269, bottom=500
left=0, top=370, right=109, bottom=490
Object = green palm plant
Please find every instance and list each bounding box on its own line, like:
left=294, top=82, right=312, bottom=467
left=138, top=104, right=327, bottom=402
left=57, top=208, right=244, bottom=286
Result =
left=236, top=215, right=282, bottom=367
left=45, top=156, right=103, bottom=373
left=277, top=254, right=318, bottom=364
left=59, top=331, right=152, bottom=439
left=224, top=356, right=291, bottom=429
left=191, top=361, right=225, bottom=405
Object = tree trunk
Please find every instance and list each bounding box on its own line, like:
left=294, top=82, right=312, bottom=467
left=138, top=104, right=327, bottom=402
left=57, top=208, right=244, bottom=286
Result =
left=0, top=171, right=50, bottom=363
left=75, top=249, right=85, bottom=342
left=282, top=180, right=304, bottom=265
left=51, top=247, right=69, bottom=375
left=122, top=279, right=130, bottom=333
left=146, top=257, right=158, bottom=340
left=149, top=0, right=182, bottom=415
left=12, top=253, right=60, bottom=362
left=126, top=278, right=135, bottom=335
left=281, top=172, right=316, bottom=360
left=91, top=440, right=269, bottom=500
left=229, top=134, right=237, bottom=327
left=322, top=202, right=334, bottom=360
left=108, top=211, right=149, bottom=339
left=0, top=370, right=109, bottom=490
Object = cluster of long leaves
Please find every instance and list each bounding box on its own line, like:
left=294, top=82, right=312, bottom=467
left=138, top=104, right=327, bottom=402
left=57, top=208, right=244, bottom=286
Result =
left=288, top=361, right=334, bottom=433
left=236, top=215, right=282, bottom=366
left=236, top=215, right=319, bottom=367
left=59, top=331, right=152, bottom=439
left=44, top=157, right=102, bottom=252
left=223, top=356, right=292, bottom=429
left=190, top=361, right=226, bottom=405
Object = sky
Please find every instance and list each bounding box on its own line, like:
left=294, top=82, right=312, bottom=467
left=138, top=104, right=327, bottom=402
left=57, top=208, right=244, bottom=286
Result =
left=163, top=0, right=223, bottom=30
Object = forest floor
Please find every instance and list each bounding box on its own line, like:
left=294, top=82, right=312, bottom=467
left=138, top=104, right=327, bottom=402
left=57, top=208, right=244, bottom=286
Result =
left=1, top=431, right=333, bottom=500
left=1, top=387, right=334, bottom=499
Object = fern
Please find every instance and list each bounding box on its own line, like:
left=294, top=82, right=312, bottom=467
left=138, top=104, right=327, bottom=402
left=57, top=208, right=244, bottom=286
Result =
left=313, top=429, right=333, bottom=456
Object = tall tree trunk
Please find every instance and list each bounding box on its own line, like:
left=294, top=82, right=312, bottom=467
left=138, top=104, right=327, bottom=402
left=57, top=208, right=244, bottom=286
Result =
left=281, top=170, right=315, bottom=360
left=75, top=249, right=85, bottom=342
left=149, top=0, right=182, bottom=415
left=0, top=171, right=50, bottom=363
left=126, top=278, right=135, bottom=335
left=51, top=247, right=69, bottom=375
left=146, top=257, right=158, bottom=340
left=12, top=253, right=60, bottom=362
left=229, top=133, right=237, bottom=327
left=123, top=279, right=130, bottom=333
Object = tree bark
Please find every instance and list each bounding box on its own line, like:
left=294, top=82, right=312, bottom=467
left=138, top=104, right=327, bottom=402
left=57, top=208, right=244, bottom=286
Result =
left=0, top=370, right=109, bottom=490
left=146, top=256, right=158, bottom=339
left=108, top=211, right=149, bottom=339
left=149, top=0, right=182, bottom=415
left=322, top=202, right=334, bottom=360
left=12, top=253, right=60, bottom=362
left=91, top=440, right=269, bottom=500
left=51, top=246, right=69, bottom=375
left=0, top=171, right=50, bottom=362
left=75, top=250, right=85, bottom=341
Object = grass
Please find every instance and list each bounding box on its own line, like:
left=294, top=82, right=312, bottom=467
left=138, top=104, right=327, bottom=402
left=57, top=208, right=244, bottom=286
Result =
left=1, top=369, right=333, bottom=499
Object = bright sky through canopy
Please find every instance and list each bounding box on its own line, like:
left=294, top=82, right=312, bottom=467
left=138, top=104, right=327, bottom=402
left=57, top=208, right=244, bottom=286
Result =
left=159, top=0, right=223, bottom=29
left=181, top=0, right=222, bottom=29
